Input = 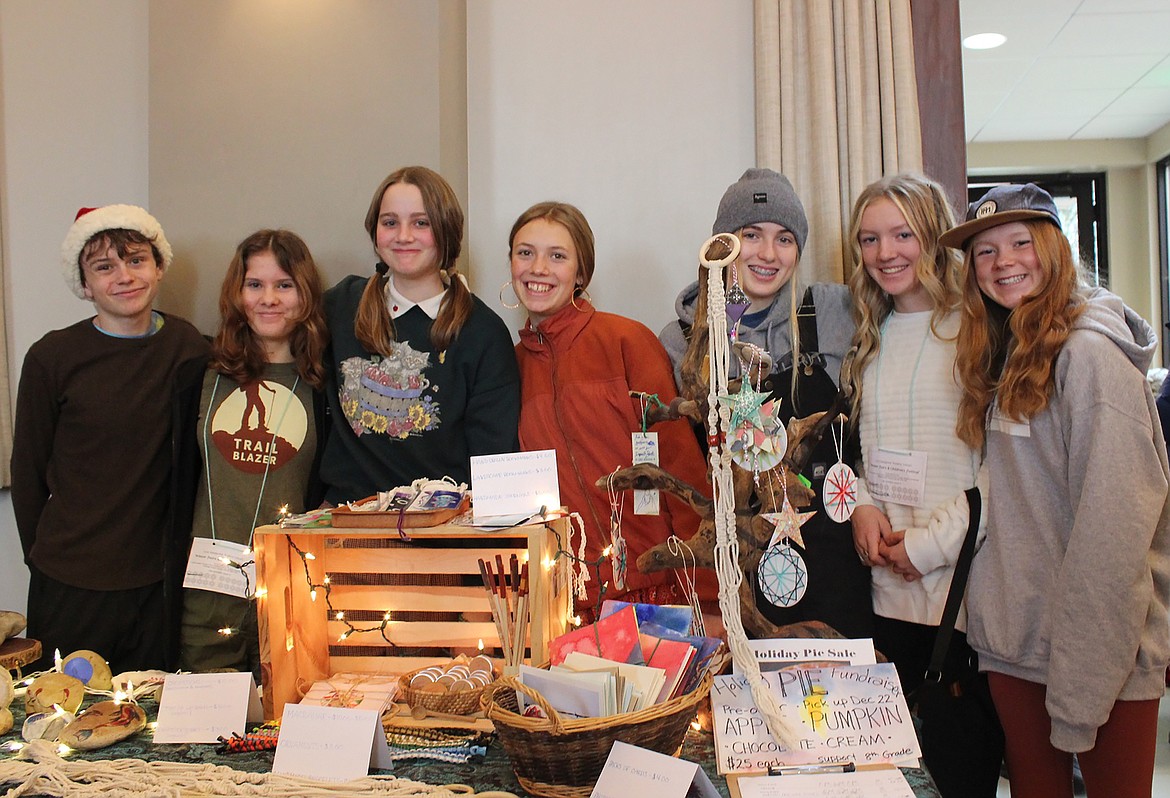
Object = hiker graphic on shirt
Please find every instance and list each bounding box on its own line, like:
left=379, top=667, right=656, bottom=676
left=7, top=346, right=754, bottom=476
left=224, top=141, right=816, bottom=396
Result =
left=209, top=380, right=308, bottom=473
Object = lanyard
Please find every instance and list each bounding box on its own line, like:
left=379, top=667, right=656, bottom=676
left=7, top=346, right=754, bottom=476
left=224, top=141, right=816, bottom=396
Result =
left=202, top=371, right=300, bottom=550
left=873, top=312, right=932, bottom=450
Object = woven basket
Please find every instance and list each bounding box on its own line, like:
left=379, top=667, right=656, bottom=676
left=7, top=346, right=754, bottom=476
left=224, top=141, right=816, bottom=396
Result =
left=398, top=665, right=497, bottom=716
left=481, top=653, right=727, bottom=798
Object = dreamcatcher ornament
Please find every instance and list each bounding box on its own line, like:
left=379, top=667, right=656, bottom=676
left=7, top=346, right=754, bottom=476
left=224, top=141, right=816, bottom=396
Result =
left=823, top=418, right=858, bottom=523
left=757, top=469, right=815, bottom=609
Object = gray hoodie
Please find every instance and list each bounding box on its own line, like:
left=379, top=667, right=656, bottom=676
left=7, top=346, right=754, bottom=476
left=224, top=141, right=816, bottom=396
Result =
left=658, top=278, right=855, bottom=388
left=967, top=288, right=1170, bottom=753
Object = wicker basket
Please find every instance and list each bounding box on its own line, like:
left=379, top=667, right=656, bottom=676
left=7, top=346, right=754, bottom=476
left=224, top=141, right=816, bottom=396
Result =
left=398, top=665, right=497, bottom=716
left=481, top=653, right=727, bottom=798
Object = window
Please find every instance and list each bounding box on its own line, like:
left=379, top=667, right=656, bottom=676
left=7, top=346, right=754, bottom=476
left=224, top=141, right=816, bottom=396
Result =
left=967, top=172, right=1109, bottom=287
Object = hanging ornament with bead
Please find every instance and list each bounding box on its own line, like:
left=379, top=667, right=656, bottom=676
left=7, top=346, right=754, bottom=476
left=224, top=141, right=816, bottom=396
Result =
left=725, top=263, right=750, bottom=341
left=823, top=417, right=858, bottom=523
left=757, top=467, right=814, bottom=608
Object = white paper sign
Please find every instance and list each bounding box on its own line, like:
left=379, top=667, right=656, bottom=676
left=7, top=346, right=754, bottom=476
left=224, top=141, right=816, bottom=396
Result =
left=591, top=740, right=720, bottom=798
left=470, top=449, right=560, bottom=520
left=153, top=672, right=262, bottom=743
left=733, top=768, right=915, bottom=798
left=183, top=538, right=256, bottom=598
left=733, top=639, right=877, bottom=675
left=272, top=704, right=393, bottom=781
left=710, top=663, right=919, bottom=774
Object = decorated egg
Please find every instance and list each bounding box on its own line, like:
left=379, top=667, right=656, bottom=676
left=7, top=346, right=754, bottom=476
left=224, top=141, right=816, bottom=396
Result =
left=62, top=649, right=113, bottom=691
left=22, top=707, right=75, bottom=742
left=112, top=670, right=167, bottom=702
left=0, top=667, right=13, bottom=708
left=58, top=700, right=147, bottom=750
left=26, top=672, right=85, bottom=714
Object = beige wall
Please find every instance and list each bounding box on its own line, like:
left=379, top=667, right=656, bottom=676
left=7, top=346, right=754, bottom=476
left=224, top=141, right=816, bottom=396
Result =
left=465, top=0, right=755, bottom=336
left=149, top=0, right=466, bottom=333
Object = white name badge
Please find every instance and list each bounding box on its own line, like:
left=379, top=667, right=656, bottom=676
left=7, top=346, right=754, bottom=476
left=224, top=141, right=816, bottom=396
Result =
left=183, top=538, right=256, bottom=599
left=865, top=447, right=928, bottom=508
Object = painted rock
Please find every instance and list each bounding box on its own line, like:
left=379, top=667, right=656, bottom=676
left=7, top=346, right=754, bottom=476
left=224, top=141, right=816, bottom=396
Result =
left=0, top=610, right=25, bottom=642
left=22, top=707, right=75, bottom=742
left=0, top=706, right=11, bottom=736
left=62, top=649, right=113, bottom=691
left=58, top=700, right=147, bottom=750
left=0, top=666, right=13, bottom=708
left=26, top=672, right=85, bottom=714
left=112, top=670, right=167, bottom=701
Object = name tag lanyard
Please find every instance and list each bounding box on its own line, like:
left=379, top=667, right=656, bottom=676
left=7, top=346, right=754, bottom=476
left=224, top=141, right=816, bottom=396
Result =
left=201, top=372, right=301, bottom=588
left=864, top=316, right=933, bottom=507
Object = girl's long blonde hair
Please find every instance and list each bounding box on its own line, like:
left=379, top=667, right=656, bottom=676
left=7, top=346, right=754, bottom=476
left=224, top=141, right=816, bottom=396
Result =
left=954, top=220, right=1085, bottom=448
left=846, top=173, right=962, bottom=417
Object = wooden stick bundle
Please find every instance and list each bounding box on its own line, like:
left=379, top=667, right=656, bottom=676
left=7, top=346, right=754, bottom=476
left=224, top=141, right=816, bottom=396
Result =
left=478, top=554, right=530, bottom=668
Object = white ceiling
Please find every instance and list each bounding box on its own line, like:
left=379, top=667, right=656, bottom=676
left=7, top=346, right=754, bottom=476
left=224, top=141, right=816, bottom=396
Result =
left=960, top=0, right=1170, bottom=142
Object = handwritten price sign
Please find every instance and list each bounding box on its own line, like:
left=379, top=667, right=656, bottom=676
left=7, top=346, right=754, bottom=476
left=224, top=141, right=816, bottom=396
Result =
left=710, top=663, right=920, bottom=773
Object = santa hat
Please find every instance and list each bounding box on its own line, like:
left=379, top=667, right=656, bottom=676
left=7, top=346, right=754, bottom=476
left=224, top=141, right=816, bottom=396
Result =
left=60, top=205, right=173, bottom=299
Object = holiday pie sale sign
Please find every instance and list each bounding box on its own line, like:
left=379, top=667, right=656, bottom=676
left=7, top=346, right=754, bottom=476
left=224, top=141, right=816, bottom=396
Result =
left=710, top=662, right=919, bottom=773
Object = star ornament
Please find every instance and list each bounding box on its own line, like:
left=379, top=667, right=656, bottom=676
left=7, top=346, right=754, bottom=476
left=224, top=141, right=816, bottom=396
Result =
left=719, top=381, right=771, bottom=432
left=761, top=498, right=815, bottom=549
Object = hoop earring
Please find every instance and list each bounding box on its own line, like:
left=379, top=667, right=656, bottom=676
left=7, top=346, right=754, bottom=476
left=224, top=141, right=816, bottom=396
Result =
left=570, top=287, right=593, bottom=311
left=499, top=281, right=521, bottom=310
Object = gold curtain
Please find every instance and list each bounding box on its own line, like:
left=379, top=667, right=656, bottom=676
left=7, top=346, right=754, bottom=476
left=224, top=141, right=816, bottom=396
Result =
left=755, top=0, right=922, bottom=284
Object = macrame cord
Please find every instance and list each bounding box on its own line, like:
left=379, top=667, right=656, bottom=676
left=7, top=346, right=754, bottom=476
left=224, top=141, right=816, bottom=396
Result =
left=700, top=233, right=800, bottom=749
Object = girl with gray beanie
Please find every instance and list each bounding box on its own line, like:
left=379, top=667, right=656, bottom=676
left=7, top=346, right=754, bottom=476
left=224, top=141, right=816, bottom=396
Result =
left=659, top=168, right=873, bottom=639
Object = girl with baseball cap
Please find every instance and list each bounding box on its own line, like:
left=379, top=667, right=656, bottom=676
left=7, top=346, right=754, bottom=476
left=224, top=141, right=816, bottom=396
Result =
left=948, top=183, right=1170, bottom=797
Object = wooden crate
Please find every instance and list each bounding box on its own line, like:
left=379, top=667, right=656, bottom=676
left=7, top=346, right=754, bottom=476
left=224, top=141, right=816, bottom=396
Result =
left=253, top=517, right=572, bottom=719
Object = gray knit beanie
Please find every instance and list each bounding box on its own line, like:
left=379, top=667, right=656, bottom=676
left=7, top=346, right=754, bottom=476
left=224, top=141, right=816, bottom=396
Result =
left=712, top=168, right=808, bottom=253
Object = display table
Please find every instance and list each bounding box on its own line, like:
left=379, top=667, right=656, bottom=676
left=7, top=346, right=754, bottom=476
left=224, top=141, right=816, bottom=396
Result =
left=0, top=698, right=942, bottom=797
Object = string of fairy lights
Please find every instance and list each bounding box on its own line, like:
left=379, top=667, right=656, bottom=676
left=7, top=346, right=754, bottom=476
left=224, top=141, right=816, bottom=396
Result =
left=271, top=519, right=616, bottom=650
left=284, top=534, right=396, bottom=645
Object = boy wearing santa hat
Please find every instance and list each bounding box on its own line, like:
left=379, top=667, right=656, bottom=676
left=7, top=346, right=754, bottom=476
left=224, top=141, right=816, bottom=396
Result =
left=12, top=205, right=209, bottom=673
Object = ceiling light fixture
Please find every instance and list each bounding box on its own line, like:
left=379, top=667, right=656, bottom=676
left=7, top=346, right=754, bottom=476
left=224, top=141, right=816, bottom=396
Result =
left=963, top=33, right=1006, bottom=50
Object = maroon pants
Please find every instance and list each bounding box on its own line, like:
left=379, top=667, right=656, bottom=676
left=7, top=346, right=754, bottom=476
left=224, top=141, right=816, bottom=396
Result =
left=988, top=672, right=1158, bottom=798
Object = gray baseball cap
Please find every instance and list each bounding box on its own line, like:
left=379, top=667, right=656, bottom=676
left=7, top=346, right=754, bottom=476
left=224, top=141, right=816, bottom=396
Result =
left=939, top=182, right=1061, bottom=250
